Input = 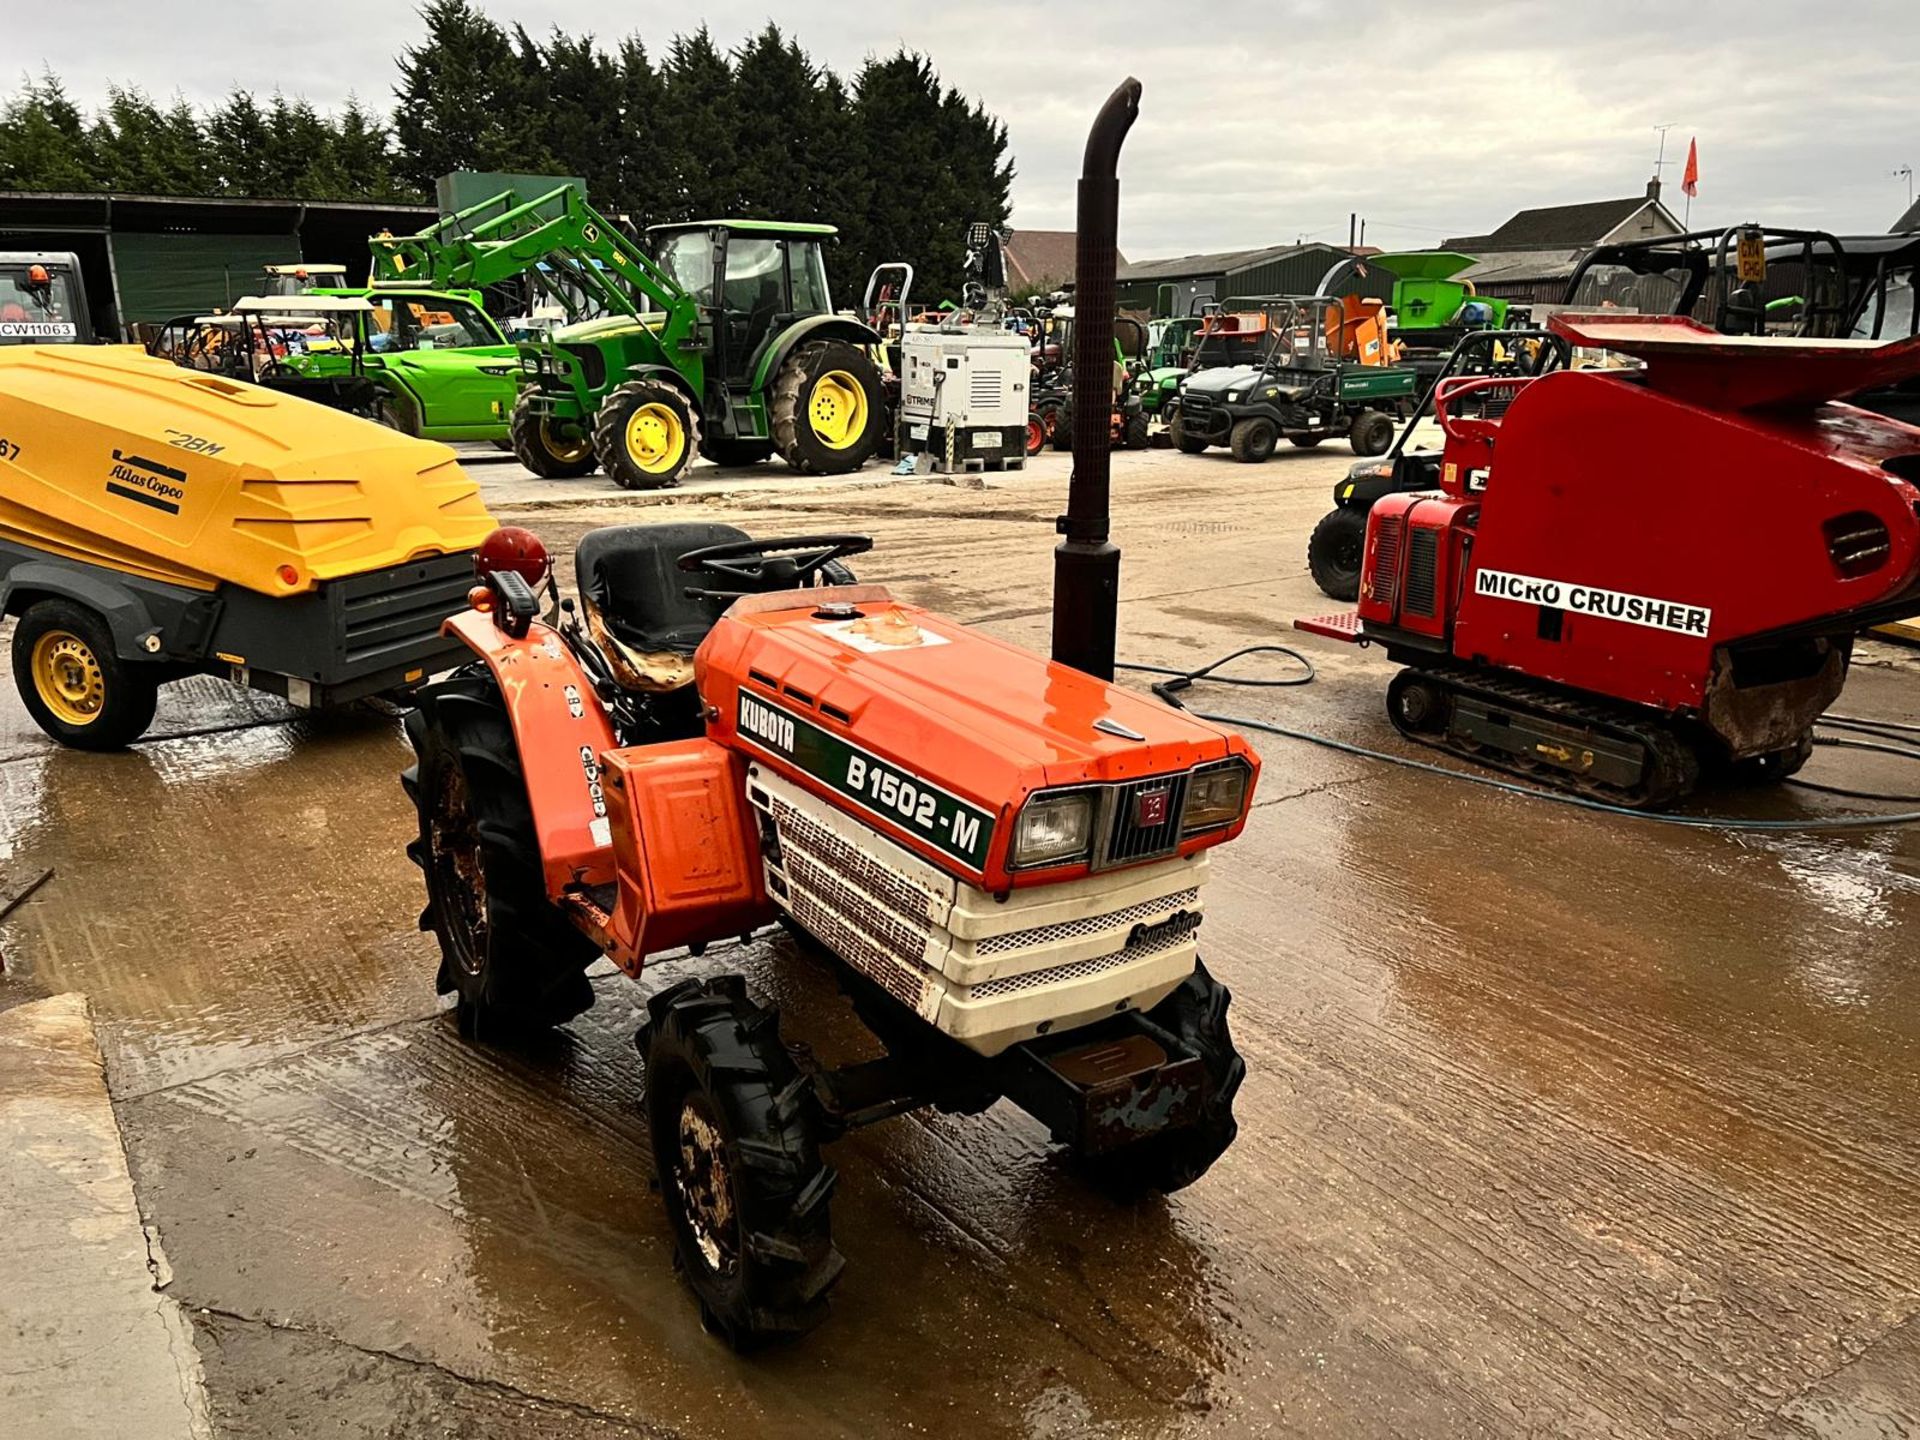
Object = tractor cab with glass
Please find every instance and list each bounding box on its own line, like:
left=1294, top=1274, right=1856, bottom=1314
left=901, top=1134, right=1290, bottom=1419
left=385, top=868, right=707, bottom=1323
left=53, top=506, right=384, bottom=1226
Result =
left=0, top=252, right=91, bottom=345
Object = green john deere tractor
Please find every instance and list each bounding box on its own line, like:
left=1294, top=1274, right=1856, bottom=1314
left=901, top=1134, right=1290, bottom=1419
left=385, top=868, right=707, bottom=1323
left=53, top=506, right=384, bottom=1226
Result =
left=371, top=186, right=887, bottom=488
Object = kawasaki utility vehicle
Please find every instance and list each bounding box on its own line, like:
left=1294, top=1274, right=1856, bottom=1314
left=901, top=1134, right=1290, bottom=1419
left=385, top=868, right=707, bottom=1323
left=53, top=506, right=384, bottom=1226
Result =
left=369, top=185, right=889, bottom=488
left=1170, top=295, right=1416, bottom=460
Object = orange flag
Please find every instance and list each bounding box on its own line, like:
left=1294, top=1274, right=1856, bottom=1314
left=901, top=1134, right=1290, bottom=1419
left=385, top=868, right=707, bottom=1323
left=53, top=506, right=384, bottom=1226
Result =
left=1682, top=138, right=1700, bottom=198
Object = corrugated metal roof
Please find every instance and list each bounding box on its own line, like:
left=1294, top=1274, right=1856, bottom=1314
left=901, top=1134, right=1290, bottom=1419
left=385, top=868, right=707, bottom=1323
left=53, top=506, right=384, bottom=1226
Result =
left=1455, top=248, right=1587, bottom=285
left=1117, top=243, right=1326, bottom=283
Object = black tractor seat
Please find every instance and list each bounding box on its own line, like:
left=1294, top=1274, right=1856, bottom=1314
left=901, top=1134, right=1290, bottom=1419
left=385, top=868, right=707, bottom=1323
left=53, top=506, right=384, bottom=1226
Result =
left=575, top=522, right=751, bottom=692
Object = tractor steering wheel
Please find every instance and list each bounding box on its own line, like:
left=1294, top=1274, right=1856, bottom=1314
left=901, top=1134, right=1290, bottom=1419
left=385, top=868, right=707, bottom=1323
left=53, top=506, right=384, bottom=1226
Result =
left=676, top=534, right=874, bottom=597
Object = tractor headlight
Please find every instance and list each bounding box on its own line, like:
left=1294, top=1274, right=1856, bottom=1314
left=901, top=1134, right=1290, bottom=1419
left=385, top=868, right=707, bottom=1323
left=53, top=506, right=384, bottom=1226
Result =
left=1181, top=759, right=1251, bottom=833
left=1011, top=789, right=1096, bottom=868
left=1227, top=390, right=1241, bottom=402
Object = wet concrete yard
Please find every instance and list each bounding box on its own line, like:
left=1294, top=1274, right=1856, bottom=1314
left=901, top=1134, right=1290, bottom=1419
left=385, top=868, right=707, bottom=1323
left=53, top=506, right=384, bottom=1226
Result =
left=3, top=446, right=1917, bottom=1437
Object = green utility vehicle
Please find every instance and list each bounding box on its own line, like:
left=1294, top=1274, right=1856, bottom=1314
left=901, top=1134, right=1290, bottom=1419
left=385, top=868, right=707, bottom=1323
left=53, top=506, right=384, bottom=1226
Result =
left=1169, top=296, right=1416, bottom=461
left=303, top=287, right=520, bottom=441
left=247, top=262, right=521, bottom=440
left=370, top=185, right=888, bottom=488
left=148, top=288, right=521, bottom=443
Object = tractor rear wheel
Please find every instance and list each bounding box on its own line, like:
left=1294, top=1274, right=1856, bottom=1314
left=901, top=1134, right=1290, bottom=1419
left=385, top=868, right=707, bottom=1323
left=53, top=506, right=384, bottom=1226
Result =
left=771, top=340, right=884, bottom=474
left=1307, top=506, right=1368, bottom=602
left=596, top=379, right=702, bottom=490
left=1079, top=961, right=1244, bottom=1198
left=12, top=600, right=159, bottom=750
left=403, top=673, right=600, bottom=1041
left=1169, top=411, right=1209, bottom=454
left=642, top=976, right=843, bottom=1347
left=510, top=396, right=598, bottom=479
left=1349, top=408, right=1395, bottom=457
left=1229, top=416, right=1277, bottom=463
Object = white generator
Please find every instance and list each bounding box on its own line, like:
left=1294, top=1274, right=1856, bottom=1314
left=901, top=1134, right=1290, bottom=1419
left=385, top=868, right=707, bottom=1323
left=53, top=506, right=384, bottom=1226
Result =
left=896, top=324, right=1031, bottom=473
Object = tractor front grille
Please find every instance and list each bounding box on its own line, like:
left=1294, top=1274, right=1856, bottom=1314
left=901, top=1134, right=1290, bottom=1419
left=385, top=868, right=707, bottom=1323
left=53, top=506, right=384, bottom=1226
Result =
left=758, top=784, right=942, bottom=1014
left=560, top=343, right=607, bottom=390
left=1103, top=772, right=1191, bottom=867
left=975, top=888, right=1200, bottom=956
left=748, top=769, right=1212, bottom=1053
left=968, top=917, right=1199, bottom=999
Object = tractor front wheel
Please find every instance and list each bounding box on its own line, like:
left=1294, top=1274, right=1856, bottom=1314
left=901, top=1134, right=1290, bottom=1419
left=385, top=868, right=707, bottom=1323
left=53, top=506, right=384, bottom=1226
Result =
left=1079, top=961, right=1244, bottom=1198
left=771, top=341, right=884, bottom=474
left=1307, top=505, right=1368, bottom=602
left=510, top=396, right=598, bottom=479
left=642, top=976, right=843, bottom=1347
left=596, top=380, right=702, bottom=490
left=11, top=600, right=159, bottom=750
left=1229, top=416, right=1277, bottom=463
left=403, top=673, right=600, bottom=1041
left=1122, top=408, right=1150, bottom=451
left=1349, top=408, right=1395, bottom=457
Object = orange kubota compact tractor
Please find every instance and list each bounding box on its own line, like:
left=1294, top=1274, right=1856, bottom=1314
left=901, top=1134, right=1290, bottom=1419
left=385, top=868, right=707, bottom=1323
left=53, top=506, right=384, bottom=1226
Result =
left=400, top=80, right=1261, bottom=1346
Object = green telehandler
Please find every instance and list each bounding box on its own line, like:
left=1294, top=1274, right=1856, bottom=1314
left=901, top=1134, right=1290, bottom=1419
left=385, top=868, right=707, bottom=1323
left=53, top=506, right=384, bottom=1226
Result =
left=370, top=186, right=889, bottom=488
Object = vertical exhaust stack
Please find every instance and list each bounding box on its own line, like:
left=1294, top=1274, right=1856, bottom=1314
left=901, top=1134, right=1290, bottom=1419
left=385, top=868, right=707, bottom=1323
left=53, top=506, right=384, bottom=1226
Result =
left=1052, top=77, right=1141, bottom=681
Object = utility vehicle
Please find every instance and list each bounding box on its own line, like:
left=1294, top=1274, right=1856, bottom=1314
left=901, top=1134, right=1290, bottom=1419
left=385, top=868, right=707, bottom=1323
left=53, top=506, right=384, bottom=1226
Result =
left=145, top=295, right=388, bottom=419
left=369, top=184, right=890, bottom=488
left=1169, top=295, right=1415, bottom=461
left=1566, top=224, right=1920, bottom=421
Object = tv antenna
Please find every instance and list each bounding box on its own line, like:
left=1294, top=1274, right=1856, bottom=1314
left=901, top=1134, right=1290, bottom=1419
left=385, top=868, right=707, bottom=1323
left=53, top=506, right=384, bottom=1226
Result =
left=1651, top=123, right=1677, bottom=179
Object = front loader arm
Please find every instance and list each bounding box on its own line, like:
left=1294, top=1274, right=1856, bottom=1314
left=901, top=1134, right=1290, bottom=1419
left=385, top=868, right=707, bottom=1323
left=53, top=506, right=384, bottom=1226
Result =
left=370, top=185, right=702, bottom=352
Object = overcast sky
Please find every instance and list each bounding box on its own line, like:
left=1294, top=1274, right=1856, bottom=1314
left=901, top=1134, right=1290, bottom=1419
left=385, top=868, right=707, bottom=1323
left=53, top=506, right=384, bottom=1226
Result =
left=20, top=0, right=1920, bottom=256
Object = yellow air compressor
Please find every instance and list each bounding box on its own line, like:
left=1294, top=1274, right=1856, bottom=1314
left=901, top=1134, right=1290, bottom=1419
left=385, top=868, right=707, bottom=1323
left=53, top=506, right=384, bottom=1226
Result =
left=0, top=344, right=495, bottom=748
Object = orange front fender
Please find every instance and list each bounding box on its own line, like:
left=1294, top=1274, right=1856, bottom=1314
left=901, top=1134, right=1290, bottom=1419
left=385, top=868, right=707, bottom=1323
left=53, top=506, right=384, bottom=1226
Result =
left=442, top=608, right=619, bottom=897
